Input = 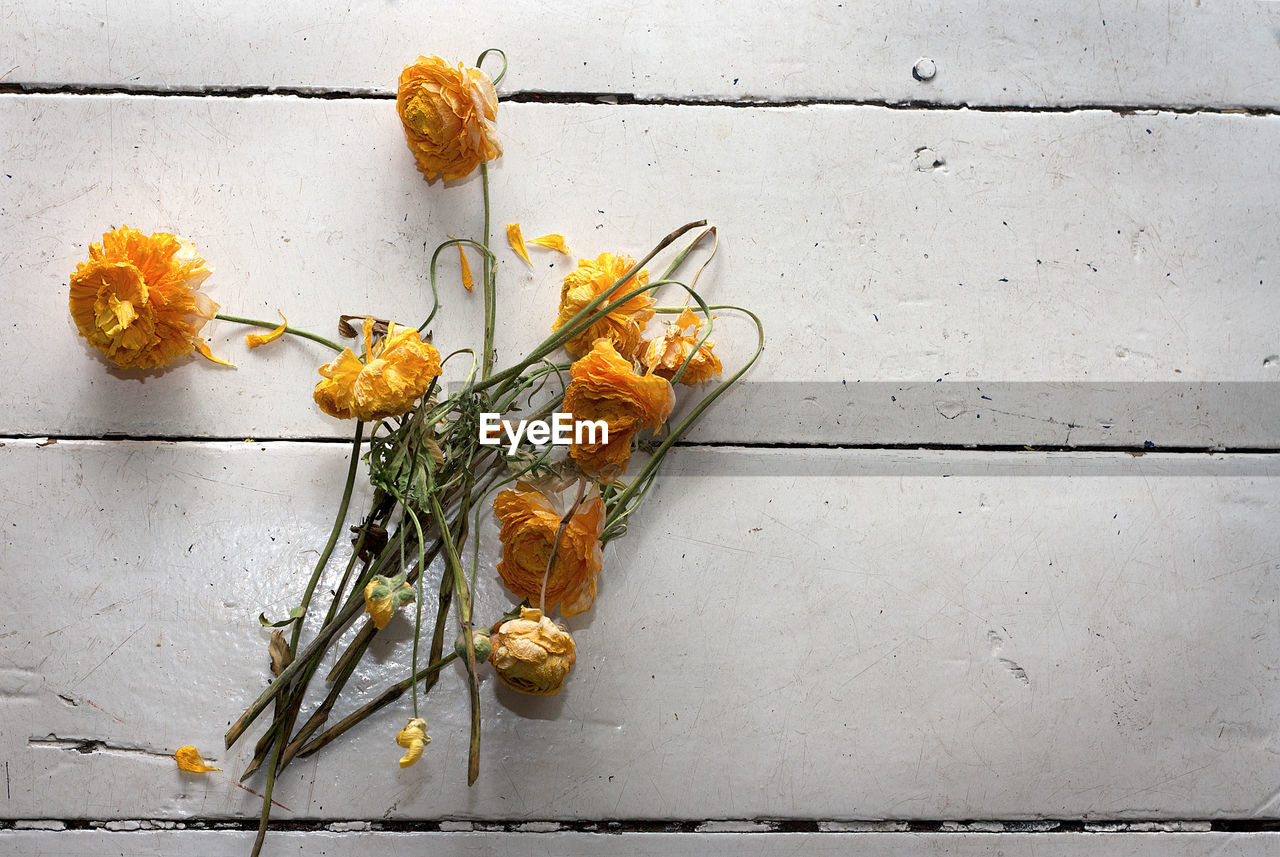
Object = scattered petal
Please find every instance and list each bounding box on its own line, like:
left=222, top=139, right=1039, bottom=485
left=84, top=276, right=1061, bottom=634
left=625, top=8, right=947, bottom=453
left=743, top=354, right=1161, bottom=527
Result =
left=506, top=223, right=532, bottom=267
left=246, top=311, right=288, bottom=349
left=196, top=340, right=236, bottom=368
left=451, top=237, right=474, bottom=292
left=528, top=233, right=571, bottom=254
left=175, top=745, right=220, bottom=773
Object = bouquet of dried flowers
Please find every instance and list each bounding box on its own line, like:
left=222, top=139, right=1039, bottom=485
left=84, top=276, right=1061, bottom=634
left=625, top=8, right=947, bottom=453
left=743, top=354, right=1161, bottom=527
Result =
left=68, top=50, right=762, bottom=856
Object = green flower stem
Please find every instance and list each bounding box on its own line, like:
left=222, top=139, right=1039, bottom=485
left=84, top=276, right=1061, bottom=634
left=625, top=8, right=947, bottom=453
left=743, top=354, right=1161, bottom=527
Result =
left=296, top=652, right=459, bottom=760
left=604, top=304, right=765, bottom=534
left=225, top=422, right=365, bottom=750
left=214, top=313, right=344, bottom=353
left=424, top=489, right=481, bottom=784
left=480, top=162, right=497, bottom=379
left=290, top=421, right=364, bottom=652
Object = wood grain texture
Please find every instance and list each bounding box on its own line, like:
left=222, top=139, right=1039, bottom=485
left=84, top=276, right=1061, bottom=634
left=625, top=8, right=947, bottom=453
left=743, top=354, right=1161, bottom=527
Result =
left=3, top=440, right=1276, bottom=821
left=2, top=1, right=1278, bottom=108
left=4, top=96, right=1277, bottom=444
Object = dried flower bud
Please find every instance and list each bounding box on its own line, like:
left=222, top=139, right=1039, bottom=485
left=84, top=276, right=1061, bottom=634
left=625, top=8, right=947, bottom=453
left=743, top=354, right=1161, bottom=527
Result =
left=395, top=717, right=430, bottom=768
left=454, top=630, right=492, bottom=663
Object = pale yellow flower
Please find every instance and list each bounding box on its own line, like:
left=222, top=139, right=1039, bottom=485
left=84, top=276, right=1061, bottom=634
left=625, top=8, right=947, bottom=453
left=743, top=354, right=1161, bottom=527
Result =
left=562, top=339, right=675, bottom=482
left=397, top=56, right=501, bottom=182
left=493, top=485, right=606, bottom=617
left=489, top=606, right=577, bottom=696
left=313, top=318, right=442, bottom=422
left=640, top=308, right=723, bottom=385
left=552, top=253, right=654, bottom=359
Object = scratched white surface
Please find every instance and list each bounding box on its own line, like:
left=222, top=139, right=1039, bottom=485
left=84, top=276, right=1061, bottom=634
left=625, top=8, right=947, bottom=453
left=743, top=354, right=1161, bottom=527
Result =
left=2, top=97, right=1278, bottom=443
left=1, top=0, right=1278, bottom=854
left=3, top=0, right=1280, bottom=108
left=2, top=440, right=1279, bottom=823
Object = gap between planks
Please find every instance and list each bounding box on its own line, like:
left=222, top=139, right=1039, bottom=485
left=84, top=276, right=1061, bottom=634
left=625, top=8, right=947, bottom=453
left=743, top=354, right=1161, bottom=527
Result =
left=2, top=818, right=1279, bottom=834
left=1, top=83, right=1277, bottom=117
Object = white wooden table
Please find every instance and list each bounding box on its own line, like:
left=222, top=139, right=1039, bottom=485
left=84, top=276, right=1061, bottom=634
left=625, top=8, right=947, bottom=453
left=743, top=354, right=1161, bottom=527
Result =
left=2, top=2, right=1279, bottom=854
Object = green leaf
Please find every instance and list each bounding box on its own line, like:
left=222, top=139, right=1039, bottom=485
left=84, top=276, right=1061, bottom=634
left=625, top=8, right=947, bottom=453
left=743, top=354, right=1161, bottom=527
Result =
left=258, top=605, right=306, bottom=628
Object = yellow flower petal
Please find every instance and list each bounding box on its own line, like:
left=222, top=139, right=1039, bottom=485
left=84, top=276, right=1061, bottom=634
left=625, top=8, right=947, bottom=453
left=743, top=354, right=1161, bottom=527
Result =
left=246, top=311, right=288, bottom=349
left=528, top=233, right=571, bottom=255
left=175, top=745, right=220, bottom=773
left=450, top=236, right=474, bottom=292
left=195, top=340, right=236, bottom=368
left=506, top=222, right=532, bottom=267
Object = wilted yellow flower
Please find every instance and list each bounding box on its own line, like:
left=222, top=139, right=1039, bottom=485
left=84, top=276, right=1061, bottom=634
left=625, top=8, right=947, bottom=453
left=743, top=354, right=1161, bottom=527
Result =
left=363, top=574, right=415, bottom=630
left=397, top=56, right=501, bottom=182
left=314, top=318, right=442, bottom=421
left=493, top=485, right=606, bottom=616
left=552, top=253, right=654, bottom=359
left=562, top=339, right=675, bottom=482
left=640, top=308, right=723, bottom=385
left=69, top=226, right=225, bottom=369
left=174, top=745, right=220, bottom=773
left=395, top=717, right=430, bottom=768
left=489, top=606, right=576, bottom=696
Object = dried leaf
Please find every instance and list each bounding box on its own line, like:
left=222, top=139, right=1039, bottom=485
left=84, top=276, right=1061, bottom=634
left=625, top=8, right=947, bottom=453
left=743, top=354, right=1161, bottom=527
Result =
left=246, top=311, right=288, bottom=349
left=268, top=629, right=293, bottom=676
left=506, top=222, right=533, bottom=266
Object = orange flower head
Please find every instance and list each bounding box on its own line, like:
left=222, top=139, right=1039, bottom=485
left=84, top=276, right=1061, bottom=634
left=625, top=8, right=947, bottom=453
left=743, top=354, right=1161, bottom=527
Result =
left=640, top=308, right=723, bottom=385
left=552, top=253, right=654, bottom=359
left=314, top=318, right=442, bottom=422
left=562, top=339, right=675, bottom=482
left=397, top=56, right=501, bottom=182
left=69, top=226, right=220, bottom=369
left=488, top=606, right=577, bottom=696
left=493, top=484, right=606, bottom=617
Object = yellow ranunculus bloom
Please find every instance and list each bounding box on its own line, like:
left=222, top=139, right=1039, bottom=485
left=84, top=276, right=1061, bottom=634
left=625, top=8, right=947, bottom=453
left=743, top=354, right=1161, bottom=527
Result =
left=562, top=339, right=675, bottom=482
left=313, top=318, right=442, bottom=422
left=397, top=56, right=501, bottom=182
left=174, top=745, right=220, bottom=772
left=488, top=607, right=577, bottom=696
left=640, top=308, right=723, bottom=385
left=69, top=226, right=223, bottom=369
left=552, top=253, right=654, bottom=359
left=493, top=484, right=606, bottom=617
left=395, top=717, right=430, bottom=768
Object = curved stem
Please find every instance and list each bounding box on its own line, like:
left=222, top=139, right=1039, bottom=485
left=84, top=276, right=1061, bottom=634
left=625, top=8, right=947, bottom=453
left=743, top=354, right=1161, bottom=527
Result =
left=215, top=313, right=344, bottom=353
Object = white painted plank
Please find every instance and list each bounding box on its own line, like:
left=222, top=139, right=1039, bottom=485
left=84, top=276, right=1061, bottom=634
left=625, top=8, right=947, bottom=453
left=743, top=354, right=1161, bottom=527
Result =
left=4, top=96, right=1278, bottom=444
left=2, top=440, right=1277, bottom=820
left=2, top=1, right=1279, bottom=108
left=2, top=830, right=1279, bottom=857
